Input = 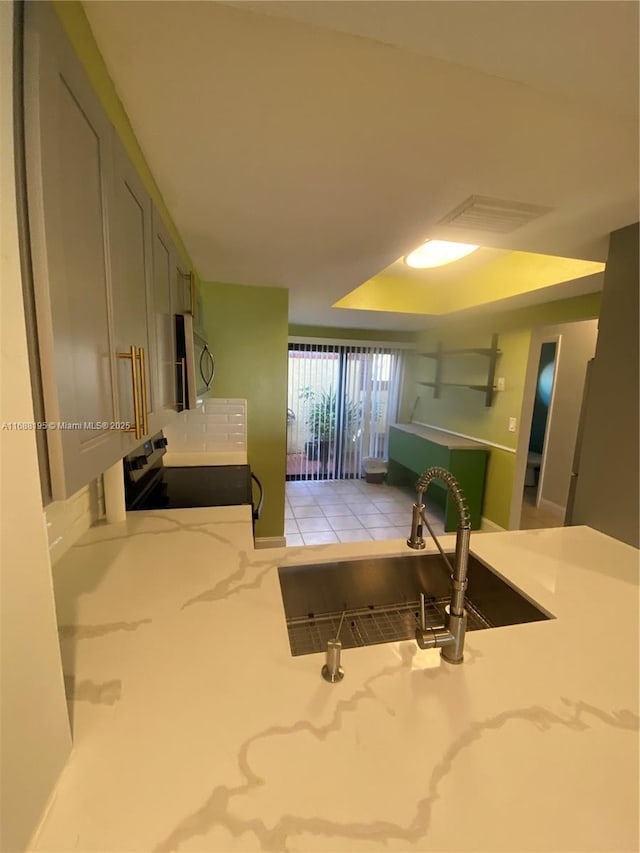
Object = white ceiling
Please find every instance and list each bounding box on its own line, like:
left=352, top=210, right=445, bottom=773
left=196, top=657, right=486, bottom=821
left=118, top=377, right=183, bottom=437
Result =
left=227, top=1, right=640, bottom=120
left=83, top=1, right=639, bottom=330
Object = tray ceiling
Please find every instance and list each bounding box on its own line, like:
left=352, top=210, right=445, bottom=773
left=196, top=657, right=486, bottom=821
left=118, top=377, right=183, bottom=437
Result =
left=83, top=1, right=639, bottom=329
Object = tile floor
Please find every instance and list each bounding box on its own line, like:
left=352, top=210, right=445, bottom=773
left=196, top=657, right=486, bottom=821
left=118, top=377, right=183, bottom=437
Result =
left=285, top=479, right=566, bottom=546
left=284, top=478, right=445, bottom=546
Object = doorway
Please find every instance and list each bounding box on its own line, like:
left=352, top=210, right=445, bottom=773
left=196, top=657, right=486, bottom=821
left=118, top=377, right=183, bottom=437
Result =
left=521, top=340, right=561, bottom=528
left=286, top=342, right=405, bottom=481
left=511, top=319, right=599, bottom=530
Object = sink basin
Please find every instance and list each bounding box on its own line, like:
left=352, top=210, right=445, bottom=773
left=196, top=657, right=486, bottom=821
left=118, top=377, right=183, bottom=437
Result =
left=277, top=552, right=553, bottom=656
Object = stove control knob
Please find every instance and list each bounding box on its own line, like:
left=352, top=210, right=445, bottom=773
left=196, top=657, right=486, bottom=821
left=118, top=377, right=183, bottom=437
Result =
left=130, top=455, right=147, bottom=470
left=153, top=438, right=168, bottom=449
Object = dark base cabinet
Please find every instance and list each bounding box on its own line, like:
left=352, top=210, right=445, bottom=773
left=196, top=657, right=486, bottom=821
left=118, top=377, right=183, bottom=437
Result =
left=388, top=424, right=489, bottom=531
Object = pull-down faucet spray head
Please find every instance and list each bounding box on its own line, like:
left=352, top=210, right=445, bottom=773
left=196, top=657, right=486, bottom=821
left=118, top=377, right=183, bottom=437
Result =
left=406, top=466, right=472, bottom=664
left=407, top=500, right=427, bottom=550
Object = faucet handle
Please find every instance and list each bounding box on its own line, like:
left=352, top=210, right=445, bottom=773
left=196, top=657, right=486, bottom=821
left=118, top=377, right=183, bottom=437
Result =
left=419, top=592, right=427, bottom=631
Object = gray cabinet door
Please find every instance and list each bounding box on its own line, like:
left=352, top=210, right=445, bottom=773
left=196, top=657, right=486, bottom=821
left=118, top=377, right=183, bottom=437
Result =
left=174, top=260, right=190, bottom=316
left=171, top=231, right=194, bottom=318
left=110, top=140, right=156, bottom=446
left=182, top=270, right=195, bottom=316
left=151, top=209, right=178, bottom=418
left=24, top=2, right=121, bottom=498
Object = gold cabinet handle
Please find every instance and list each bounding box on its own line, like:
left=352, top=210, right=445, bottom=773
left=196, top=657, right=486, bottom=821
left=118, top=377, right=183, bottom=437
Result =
left=176, top=358, right=186, bottom=410
left=117, top=345, right=142, bottom=439
left=137, top=346, right=148, bottom=436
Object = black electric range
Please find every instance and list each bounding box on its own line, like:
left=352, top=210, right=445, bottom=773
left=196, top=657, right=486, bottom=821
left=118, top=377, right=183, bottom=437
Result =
left=124, top=433, right=262, bottom=521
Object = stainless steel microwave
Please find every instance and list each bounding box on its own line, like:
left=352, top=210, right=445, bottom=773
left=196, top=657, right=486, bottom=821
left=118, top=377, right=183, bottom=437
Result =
left=175, top=313, right=215, bottom=410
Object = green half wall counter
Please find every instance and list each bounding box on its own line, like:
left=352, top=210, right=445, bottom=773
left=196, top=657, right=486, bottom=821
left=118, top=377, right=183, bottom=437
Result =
left=387, top=424, right=489, bottom=532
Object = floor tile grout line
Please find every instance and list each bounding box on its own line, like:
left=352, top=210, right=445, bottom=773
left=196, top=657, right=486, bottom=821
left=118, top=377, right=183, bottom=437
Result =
left=285, top=478, right=446, bottom=543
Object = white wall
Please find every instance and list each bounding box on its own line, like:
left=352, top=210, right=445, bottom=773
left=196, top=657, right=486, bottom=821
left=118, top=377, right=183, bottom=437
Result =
left=538, top=320, right=598, bottom=512
left=0, top=4, right=72, bottom=850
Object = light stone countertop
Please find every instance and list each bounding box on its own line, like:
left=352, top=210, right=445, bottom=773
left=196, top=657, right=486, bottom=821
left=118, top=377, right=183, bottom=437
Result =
left=392, top=423, right=489, bottom=451
left=32, top=509, right=639, bottom=852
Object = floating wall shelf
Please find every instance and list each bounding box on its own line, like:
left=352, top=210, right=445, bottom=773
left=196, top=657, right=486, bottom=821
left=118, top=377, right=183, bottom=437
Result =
left=418, top=333, right=501, bottom=407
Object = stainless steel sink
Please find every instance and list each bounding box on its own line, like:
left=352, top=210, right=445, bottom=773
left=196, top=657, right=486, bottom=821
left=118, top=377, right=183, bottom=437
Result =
left=278, top=552, right=553, bottom=656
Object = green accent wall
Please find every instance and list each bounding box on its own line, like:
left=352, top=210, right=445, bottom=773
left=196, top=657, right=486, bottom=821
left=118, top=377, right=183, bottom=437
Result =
left=388, top=427, right=489, bottom=530
left=402, top=293, right=602, bottom=529
left=483, top=449, right=517, bottom=529
left=200, top=283, right=289, bottom=539
left=52, top=1, right=195, bottom=273
left=469, top=292, right=601, bottom=333
left=410, top=328, right=532, bottom=452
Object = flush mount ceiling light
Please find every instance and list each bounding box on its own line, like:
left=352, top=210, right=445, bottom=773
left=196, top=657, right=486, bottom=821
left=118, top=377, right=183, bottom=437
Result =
left=404, top=239, right=480, bottom=269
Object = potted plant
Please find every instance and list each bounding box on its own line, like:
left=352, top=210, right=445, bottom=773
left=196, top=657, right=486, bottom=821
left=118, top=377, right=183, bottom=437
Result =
left=299, top=387, right=359, bottom=473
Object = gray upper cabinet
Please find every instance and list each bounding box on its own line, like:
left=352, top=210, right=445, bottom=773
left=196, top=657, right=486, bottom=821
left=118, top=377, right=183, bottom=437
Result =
left=111, top=148, right=180, bottom=439
left=183, top=270, right=195, bottom=316
left=151, top=209, right=179, bottom=418
left=110, top=139, right=157, bottom=446
left=24, top=1, right=121, bottom=498
left=173, top=258, right=192, bottom=317
left=25, top=2, right=184, bottom=500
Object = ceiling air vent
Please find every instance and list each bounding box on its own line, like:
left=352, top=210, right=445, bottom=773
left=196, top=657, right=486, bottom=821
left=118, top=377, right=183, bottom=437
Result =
left=439, top=195, right=553, bottom=234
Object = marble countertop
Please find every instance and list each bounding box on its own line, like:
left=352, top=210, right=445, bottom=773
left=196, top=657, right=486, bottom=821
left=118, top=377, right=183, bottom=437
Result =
left=392, top=423, right=488, bottom=450
left=33, top=511, right=639, bottom=852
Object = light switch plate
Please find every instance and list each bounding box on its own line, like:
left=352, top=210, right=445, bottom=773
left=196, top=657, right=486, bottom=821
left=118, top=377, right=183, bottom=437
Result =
left=497, top=377, right=505, bottom=391
left=508, top=417, right=517, bottom=432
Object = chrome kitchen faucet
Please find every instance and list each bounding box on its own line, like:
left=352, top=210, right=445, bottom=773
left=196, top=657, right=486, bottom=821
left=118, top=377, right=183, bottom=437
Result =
left=407, top=467, right=471, bottom=664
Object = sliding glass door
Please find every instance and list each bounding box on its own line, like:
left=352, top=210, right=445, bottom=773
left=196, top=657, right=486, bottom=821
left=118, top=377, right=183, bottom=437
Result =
left=287, top=342, right=405, bottom=480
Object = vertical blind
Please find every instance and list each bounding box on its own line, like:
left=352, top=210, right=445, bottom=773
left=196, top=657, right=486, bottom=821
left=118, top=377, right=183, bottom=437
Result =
left=287, top=342, right=405, bottom=480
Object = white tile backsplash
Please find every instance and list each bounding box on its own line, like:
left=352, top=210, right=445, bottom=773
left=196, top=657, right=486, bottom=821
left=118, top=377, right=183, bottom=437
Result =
left=204, top=440, right=246, bottom=452
left=163, top=398, right=247, bottom=454
left=46, top=400, right=249, bottom=559
left=204, top=424, right=245, bottom=439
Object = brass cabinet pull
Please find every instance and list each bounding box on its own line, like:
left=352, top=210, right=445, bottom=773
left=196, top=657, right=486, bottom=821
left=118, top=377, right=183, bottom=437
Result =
left=117, top=345, right=142, bottom=439
left=176, top=358, right=186, bottom=410
left=137, top=346, right=148, bottom=436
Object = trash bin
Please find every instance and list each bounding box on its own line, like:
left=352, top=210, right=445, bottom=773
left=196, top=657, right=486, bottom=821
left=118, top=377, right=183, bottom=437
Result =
left=362, top=457, right=387, bottom=484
